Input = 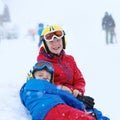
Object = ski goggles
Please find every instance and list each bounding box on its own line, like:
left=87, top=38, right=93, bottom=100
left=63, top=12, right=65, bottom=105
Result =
left=33, top=60, right=54, bottom=73
left=44, top=30, right=64, bottom=42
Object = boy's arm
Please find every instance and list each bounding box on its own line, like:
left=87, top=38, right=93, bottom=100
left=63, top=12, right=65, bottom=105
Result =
left=47, top=83, right=85, bottom=111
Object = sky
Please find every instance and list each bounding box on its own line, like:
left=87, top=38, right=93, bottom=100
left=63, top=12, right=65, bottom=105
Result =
left=0, top=0, right=120, bottom=120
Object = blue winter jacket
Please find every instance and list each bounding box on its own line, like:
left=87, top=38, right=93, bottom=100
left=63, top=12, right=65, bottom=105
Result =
left=20, top=78, right=85, bottom=120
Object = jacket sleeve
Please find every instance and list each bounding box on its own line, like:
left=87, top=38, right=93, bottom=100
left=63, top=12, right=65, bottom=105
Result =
left=20, top=79, right=85, bottom=111
left=57, top=90, right=85, bottom=110
left=70, top=56, right=86, bottom=95
left=47, top=84, right=85, bottom=111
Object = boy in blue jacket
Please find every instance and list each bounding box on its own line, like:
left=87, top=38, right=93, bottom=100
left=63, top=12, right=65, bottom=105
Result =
left=20, top=60, right=95, bottom=120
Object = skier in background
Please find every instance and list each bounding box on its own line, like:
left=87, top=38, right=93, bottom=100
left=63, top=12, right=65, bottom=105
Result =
left=0, top=4, right=11, bottom=26
left=37, top=23, right=44, bottom=48
left=28, top=28, right=36, bottom=41
left=102, top=12, right=117, bottom=44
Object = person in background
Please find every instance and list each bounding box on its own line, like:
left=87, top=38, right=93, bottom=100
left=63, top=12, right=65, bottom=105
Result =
left=36, top=25, right=110, bottom=120
left=37, top=23, right=44, bottom=48
left=28, top=28, right=36, bottom=41
left=20, top=60, right=95, bottom=120
left=102, top=12, right=116, bottom=44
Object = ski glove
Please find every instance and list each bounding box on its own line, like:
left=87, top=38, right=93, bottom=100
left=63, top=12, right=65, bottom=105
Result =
left=77, top=95, right=95, bottom=109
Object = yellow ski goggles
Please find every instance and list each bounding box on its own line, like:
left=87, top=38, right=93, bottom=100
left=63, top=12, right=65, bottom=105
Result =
left=44, top=30, right=64, bottom=42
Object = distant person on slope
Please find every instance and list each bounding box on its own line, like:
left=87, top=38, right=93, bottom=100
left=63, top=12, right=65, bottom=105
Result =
left=37, top=23, right=44, bottom=48
left=102, top=12, right=117, bottom=44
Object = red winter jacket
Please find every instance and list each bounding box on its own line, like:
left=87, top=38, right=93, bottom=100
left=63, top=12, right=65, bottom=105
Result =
left=37, top=47, right=86, bottom=95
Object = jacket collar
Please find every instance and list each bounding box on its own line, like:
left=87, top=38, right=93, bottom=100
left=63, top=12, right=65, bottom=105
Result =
left=40, top=47, right=65, bottom=59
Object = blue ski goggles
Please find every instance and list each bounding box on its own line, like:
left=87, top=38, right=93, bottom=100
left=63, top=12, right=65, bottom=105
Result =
left=33, top=60, right=54, bottom=73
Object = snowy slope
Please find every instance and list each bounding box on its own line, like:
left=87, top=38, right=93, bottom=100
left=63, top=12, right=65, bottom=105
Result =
left=0, top=38, right=38, bottom=120
left=0, top=0, right=120, bottom=120
left=1, top=32, right=120, bottom=120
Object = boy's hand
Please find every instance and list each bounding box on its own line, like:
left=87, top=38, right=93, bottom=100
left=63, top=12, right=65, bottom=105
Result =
left=72, top=89, right=82, bottom=97
left=61, top=85, right=72, bottom=94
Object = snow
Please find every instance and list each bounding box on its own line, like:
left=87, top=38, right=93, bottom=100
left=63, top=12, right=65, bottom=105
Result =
left=0, top=0, right=120, bottom=119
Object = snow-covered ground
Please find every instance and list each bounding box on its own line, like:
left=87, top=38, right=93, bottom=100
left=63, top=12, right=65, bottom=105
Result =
left=0, top=0, right=120, bottom=119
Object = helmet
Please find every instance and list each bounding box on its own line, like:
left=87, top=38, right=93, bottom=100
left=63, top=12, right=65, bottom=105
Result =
left=41, top=25, right=66, bottom=53
left=32, top=60, right=54, bottom=83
